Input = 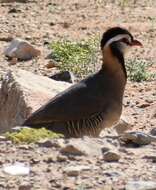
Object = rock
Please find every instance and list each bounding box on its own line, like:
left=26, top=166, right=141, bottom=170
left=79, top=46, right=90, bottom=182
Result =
left=60, top=144, right=86, bottom=156
left=103, top=150, right=120, bottom=162
left=143, top=155, right=156, bottom=163
left=45, top=61, right=57, bottom=69
left=102, top=185, right=113, bottom=190
left=125, top=181, right=156, bottom=190
left=37, top=139, right=55, bottom=148
left=3, top=162, right=30, bottom=176
left=0, top=136, right=7, bottom=141
left=18, top=145, right=30, bottom=150
left=114, top=117, right=133, bottom=135
left=56, top=154, right=67, bottom=162
left=151, top=108, right=156, bottom=119
left=18, top=183, right=32, bottom=190
left=8, top=8, right=21, bottom=14
left=9, top=57, right=18, bottom=65
left=49, top=71, right=76, bottom=83
left=4, top=38, right=41, bottom=61
left=150, top=128, right=156, bottom=136
left=64, top=165, right=90, bottom=177
left=38, top=138, right=65, bottom=148
left=0, top=0, right=28, bottom=2
left=60, top=137, right=102, bottom=157
left=0, top=69, right=71, bottom=132
left=120, top=132, right=152, bottom=145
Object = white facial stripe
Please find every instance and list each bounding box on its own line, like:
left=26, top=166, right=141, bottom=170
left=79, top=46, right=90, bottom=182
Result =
left=105, top=34, right=131, bottom=47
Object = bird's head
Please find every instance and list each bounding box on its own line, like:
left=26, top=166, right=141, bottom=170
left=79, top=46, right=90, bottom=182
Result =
left=101, top=27, right=142, bottom=55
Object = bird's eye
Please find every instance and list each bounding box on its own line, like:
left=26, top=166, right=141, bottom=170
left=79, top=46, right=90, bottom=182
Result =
left=121, top=38, right=130, bottom=45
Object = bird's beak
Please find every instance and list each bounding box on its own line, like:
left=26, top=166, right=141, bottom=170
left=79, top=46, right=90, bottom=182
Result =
left=131, top=39, right=143, bottom=47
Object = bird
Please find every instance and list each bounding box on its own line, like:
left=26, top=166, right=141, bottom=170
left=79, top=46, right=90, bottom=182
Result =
left=23, top=27, right=142, bottom=138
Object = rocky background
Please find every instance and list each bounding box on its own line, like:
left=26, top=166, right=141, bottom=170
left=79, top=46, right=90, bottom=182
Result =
left=0, top=0, right=156, bottom=190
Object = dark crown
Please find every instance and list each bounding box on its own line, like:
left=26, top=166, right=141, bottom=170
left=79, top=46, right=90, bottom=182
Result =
left=100, top=27, right=133, bottom=49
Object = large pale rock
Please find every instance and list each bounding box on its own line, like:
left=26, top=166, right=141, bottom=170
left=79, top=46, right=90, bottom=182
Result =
left=4, top=38, right=41, bottom=61
left=0, top=69, right=71, bottom=132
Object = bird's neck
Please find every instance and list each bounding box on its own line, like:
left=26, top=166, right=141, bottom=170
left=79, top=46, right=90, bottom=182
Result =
left=101, top=46, right=127, bottom=100
left=102, top=46, right=127, bottom=82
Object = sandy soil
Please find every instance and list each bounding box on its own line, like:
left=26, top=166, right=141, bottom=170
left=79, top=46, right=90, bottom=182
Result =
left=0, top=0, right=156, bottom=189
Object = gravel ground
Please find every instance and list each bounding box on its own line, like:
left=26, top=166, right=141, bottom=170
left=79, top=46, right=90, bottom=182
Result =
left=0, top=0, right=156, bottom=189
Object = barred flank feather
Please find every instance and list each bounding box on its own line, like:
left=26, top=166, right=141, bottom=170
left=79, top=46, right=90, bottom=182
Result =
left=66, top=113, right=103, bottom=137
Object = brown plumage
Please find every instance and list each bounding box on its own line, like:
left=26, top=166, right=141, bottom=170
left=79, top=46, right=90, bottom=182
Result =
left=23, top=27, right=142, bottom=138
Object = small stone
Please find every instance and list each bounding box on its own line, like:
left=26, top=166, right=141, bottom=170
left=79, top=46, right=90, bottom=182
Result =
left=30, top=158, right=40, bottom=164
left=103, top=151, right=120, bottom=162
left=114, top=117, right=133, bottom=135
left=57, top=155, right=67, bottom=162
left=44, top=155, right=56, bottom=163
left=150, top=128, right=156, bottom=136
left=60, top=137, right=102, bottom=157
left=60, top=144, right=85, bottom=156
left=125, top=181, right=156, bottom=190
left=144, top=156, right=156, bottom=163
left=64, top=165, right=90, bottom=177
left=62, top=22, right=70, bottom=28
left=18, top=145, right=30, bottom=150
left=49, top=71, right=75, bottom=83
left=37, top=139, right=54, bottom=148
left=9, top=57, right=18, bottom=65
left=120, top=132, right=152, bottom=145
left=4, top=38, right=41, bottom=61
left=151, top=108, right=156, bottom=119
left=102, top=185, right=113, bottom=190
left=8, top=8, right=21, bottom=14
left=137, top=103, right=150, bottom=108
left=37, top=139, right=65, bottom=148
left=45, top=61, right=57, bottom=69
left=3, top=162, right=30, bottom=176
left=19, top=182, right=31, bottom=190
left=0, top=136, right=7, bottom=141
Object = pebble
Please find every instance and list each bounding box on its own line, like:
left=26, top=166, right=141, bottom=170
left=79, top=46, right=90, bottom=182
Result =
left=50, top=71, right=75, bottom=83
left=60, top=138, right=102, bottom=157
left=60, top=144, right=86, bottom=156
left=64, top=165, right=90, bottom=177
left=120, top=132, right=152, bottom=145
left=57, top=155, right=67, bottom=162
left=103, top=150, right=120, bottom=162
left=114, top=118, right=133, bottom=135
left=102, top=185, right=113, bottom=190
left=37, top=139, right=55, bottom=148
left=18, top=145, right=30, bottom=150
left=38, top=139, right=65, bottom=148
left=150, top=128, right=156, bottom=136
left=4, top=38, right=41, bottom=61
left=45, top=61, right=56, bottom=69
left=125, top=181, right=156, bottom=190
left=0, top=136, right=7, bottom=141
left=19, top=183, right=32, bottom=190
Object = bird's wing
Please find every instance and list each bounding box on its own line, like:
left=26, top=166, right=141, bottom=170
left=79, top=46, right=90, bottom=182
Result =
left=23, top=78, right=106, bottom=126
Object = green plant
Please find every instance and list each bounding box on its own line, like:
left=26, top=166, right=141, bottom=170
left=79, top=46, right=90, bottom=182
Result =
left=118, top=0, right=137, bottom=9
left=126, top=58, right=155, bottom=82
left=50, top=37, right=99, bottom=78
left=5, top=128, right=63, bottom=144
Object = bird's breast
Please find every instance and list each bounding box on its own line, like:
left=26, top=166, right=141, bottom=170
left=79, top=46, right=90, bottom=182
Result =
left=101, top=101, right=122, bottom=128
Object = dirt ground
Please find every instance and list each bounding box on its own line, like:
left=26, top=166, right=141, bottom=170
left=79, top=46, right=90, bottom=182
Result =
left=0, top=0, right=156, bottom=189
